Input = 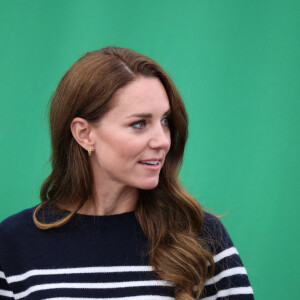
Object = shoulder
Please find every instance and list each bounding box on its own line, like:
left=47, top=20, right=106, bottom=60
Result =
left=0, top=206, right=37, bottom=237
left=202, top=211, right=230, bottom=238
left=200, top=212, right=255, bottom=298
left=200, top=211, right=234, bottom=254
left=0, top=206, right=47, bottom=262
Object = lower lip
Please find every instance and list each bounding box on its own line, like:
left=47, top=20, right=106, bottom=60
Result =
left=138, top=161, right=161, bottom=170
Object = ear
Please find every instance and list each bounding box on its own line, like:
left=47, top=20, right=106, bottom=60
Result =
left=70, top=117, right=94, bottom=152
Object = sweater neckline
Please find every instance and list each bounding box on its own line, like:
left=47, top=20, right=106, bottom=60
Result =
left=73, top=210, right=136, bottom=221
left=69, top=210, right=138, bottom=228
left=35, top=205, right=137, bottom=227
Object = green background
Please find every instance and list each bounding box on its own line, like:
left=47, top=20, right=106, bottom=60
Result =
left=1, top=1, right=299, bottom=299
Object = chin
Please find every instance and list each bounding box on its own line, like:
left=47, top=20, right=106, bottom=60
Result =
left=137, top=179, right=159, bottom=190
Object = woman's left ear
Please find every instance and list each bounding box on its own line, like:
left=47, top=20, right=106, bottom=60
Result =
left=70, top=117, right=95, bottom=152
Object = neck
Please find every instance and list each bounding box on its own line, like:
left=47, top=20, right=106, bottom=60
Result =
left=77, top=183, right=138, bottom=216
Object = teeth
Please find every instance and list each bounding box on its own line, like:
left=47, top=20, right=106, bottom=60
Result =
left=141, top=161, right=158, bottom=165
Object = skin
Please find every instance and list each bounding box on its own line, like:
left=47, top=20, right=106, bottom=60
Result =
left=70, top=76, right=171, bottom=215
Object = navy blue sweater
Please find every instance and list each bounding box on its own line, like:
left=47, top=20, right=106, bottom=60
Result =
left=0, top=206, right=254, bottom=299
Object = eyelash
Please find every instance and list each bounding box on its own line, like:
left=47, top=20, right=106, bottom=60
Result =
left=131, top=116, right=171, bottom=130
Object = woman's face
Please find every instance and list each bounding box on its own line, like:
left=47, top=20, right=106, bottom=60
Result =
left=90, top=76, right=171, bottom=191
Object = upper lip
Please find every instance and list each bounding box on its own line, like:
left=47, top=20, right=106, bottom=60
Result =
left=138, top=158, right=163, bottom=162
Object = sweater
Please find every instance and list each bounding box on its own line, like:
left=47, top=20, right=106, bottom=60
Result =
left=0, top=206, right=254, bottom=299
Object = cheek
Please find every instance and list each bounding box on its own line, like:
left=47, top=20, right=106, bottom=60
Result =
left=120, top=138, right=147, bottom=161
left=100, top=133, right=147, bottom=161
left=164, top=131, right=172, bottom=153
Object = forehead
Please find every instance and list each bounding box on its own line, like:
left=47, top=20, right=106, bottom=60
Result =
left=109, top=76, right=170, bottom=115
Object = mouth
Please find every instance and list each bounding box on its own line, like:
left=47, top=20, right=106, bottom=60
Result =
left=138, top=159, right=162, bottom=170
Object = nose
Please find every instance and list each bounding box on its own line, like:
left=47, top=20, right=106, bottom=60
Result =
left=148, top=124, right=171, bottom=151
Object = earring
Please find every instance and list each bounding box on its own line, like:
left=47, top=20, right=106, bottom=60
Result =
left=88, top=148, right=92, bottom=157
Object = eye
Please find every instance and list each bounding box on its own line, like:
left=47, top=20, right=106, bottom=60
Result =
left=161, top=115, right=171, bottom=126
left=131, top=120, right=146, bottom=129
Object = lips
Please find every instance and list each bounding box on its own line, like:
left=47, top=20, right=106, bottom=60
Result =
left=137, top=157, right=164, bottom=171
left=138, top=158, right=162, bottom=165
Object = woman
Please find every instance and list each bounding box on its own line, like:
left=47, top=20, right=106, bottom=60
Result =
left=0, top=46, right=254, bottom=299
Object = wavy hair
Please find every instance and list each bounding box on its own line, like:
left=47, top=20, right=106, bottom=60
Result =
left=33, top=46, right=215, bottom=299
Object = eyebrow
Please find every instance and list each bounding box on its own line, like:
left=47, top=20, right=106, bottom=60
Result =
left=127, top=109, right=171, bottom=119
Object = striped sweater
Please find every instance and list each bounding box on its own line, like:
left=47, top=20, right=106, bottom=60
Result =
left=0, top=206, right=254, bottom=299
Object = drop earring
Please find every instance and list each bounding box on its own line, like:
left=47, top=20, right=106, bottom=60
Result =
left=88, top=148, right=92, bottom=157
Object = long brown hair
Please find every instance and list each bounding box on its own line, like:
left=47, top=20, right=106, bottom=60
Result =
left=33, top=46, right=214, bottom=299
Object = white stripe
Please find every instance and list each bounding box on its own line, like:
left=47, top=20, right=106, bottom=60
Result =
left=0, top=271, right=6, bottom=279
left=213, top=247, right=239, bottom=263
left=43, top=296, right=174, bottom=300
left=0, top=272, right=13, bottom=298
left=14, top=280, right=173, bottom=299
left=200, top=286, right=253, bottom=300
left=7, top=265, right=153, bottom=283
left=205, top=267, right=247, bottom=286
left=0, top=289, right=14, bottom=298
left=207, top=247, right=239, bottom=266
